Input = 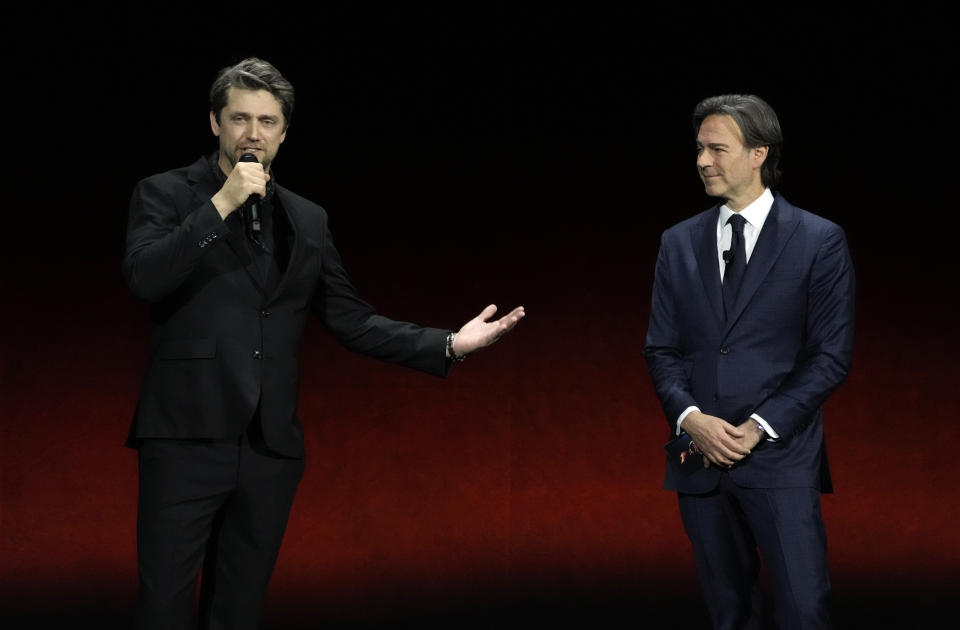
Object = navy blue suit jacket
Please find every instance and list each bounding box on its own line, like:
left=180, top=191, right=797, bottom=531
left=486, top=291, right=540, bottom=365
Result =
left=644, top=194, right=855, bottom=495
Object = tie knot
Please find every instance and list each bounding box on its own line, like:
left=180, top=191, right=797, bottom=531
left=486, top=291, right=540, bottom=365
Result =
left=727, top=213, right=746, bottom=234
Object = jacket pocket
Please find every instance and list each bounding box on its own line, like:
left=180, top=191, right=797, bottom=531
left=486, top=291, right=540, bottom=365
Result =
left=157, top=337, right=217, bottom=360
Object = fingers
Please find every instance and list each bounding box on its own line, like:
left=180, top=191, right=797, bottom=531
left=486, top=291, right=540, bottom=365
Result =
left=699, top=434, right=749, bottom=465
left=218, top=163, right=268, bottom=211
left=498, top=306, right=526, bottom=330
left=728, top=435, right=751, bottom=455
left=724, top=423, right=746, bottom=438
left=707, top=438, right=751, bottom=465
left=457, top=305, right=524, bottom=354
left=233, top=162, right=268, bottom=194
left=475, top=305, right=526, bottom=325
left=477, top=304, right=498, bottom=322
left=687, top=413, right=752, bottom=468
left=705, top=450, right=733, bottom=466
left=723, top=440, right=751, bottom=460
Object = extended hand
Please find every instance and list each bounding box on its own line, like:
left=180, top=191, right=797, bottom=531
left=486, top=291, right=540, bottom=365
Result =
left=682, top=410, right=751, bottom=467
left=451, top=304, right=525, bottom=357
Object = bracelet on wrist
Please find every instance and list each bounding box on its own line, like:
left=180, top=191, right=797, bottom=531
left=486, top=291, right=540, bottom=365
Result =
left=446, top=332, right=466, bottom=363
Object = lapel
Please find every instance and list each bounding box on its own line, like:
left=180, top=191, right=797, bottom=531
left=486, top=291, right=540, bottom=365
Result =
left=267, top=187, right=320, bottom=304
left=723, top=194, right=801, bottom=335
left=185, top=157, right=268, bottom=298
left=693, top=205, right=725, bottom=327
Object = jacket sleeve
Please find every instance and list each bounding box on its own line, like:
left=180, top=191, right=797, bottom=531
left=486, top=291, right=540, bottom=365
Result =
left=312, top=223, right=451, bottom=377
left=122, top=175, right=229, bottom=303
left=644, top=234, right=699, bottom=432
left=753, top=224, right=856, bottom=440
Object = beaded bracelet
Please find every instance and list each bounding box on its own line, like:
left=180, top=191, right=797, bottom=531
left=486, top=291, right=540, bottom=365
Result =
left=446, top=332, right=466, bottom=363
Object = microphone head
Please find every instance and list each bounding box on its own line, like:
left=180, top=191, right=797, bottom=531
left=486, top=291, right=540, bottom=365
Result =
left=238, top=153, right=263, bottom=207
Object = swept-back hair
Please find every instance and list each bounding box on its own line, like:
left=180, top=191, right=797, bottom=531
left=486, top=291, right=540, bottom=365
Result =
left=693, top=94, right=783, bottom=188
left=210, top=57, right=295, bottom=129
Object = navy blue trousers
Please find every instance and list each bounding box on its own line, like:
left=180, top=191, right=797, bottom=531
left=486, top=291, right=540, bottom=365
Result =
left=678, top=473, right=831, bottom=630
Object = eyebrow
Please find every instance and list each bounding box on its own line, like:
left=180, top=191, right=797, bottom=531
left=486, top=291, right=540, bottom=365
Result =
left=229, top=112, right=279, bottom=121
left=697, top=141, right=730, bottom=149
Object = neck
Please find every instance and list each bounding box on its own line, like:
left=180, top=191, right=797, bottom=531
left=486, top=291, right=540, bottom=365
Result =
left=217, top=153, right=233, bottom=177
left=725, top=185, right=765, bottom=212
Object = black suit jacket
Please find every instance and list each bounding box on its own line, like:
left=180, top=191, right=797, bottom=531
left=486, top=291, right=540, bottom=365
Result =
left=644, top=195, right=855, bottom=494
left=123, top=157, right=450, bottom=457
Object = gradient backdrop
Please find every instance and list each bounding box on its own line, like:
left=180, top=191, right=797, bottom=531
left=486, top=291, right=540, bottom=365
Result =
left=4, top=4, right=958, bottom=628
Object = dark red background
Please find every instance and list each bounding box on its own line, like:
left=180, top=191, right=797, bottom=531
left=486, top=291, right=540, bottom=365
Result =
left=4, top=5, right=958, bottom=627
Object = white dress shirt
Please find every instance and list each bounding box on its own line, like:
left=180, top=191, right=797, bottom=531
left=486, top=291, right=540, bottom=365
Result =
left=676, top=188, right=780, bottom=440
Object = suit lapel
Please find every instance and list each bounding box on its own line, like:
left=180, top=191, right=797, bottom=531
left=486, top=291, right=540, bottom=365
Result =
left=694, top=206, right=725, bottom=326
left=186, top=157, right=268, bottom=298
left=268, top=187, right=317, bottom=302
left=723, top=195, right=801, bottom=334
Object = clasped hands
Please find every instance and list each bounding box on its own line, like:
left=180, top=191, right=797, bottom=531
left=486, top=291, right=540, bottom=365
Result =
left=682, top=410, right=764, bottom=469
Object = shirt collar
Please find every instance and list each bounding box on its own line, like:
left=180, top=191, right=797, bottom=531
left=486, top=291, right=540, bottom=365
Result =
left=719, top=188, right=774, bottom=230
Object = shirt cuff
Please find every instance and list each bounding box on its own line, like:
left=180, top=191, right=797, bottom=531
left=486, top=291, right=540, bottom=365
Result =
left=750, top=413, right=780, bottom=441
left=676, top=406, right=700, bottom=436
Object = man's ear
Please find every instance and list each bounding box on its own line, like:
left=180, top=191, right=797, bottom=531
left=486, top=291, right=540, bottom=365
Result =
left=210, top=111, right=221, bottom=137
left=752, top=145, right=769, bottom=167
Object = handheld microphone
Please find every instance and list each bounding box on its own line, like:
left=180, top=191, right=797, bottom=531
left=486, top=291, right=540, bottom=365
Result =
left=239, top=153, right=261, bottom=233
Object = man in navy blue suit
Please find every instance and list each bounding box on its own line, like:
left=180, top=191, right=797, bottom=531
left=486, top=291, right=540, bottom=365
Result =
left=644, top=95, right=855, bottom=629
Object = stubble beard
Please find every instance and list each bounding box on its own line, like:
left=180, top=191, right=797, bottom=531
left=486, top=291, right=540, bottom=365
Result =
left=218, top=147, right=273, bottom=174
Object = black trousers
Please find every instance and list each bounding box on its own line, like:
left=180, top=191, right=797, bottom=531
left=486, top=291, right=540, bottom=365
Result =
left=678, top=473, right=831, bottom=630
left=135, top=424, right=304, bottom=630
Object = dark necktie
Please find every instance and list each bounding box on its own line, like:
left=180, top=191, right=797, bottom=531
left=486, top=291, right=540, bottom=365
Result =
left=722, top=213, right=747, bottom=320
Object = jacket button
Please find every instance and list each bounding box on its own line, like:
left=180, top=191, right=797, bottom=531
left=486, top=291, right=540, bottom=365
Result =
left=720, top=346, right=730, bottom=355
left=253, top=350, right=263, bottom=359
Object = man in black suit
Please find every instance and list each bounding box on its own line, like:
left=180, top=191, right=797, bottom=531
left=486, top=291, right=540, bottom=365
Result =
left=123, top=57, right=524, bottom=630
left=644, top=95, right=854, bottom=628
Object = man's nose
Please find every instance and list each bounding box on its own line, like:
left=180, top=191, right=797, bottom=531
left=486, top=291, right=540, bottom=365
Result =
left=696, top=151, right=711, bottom=169
left=245, top=120, right=260, bottom=140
